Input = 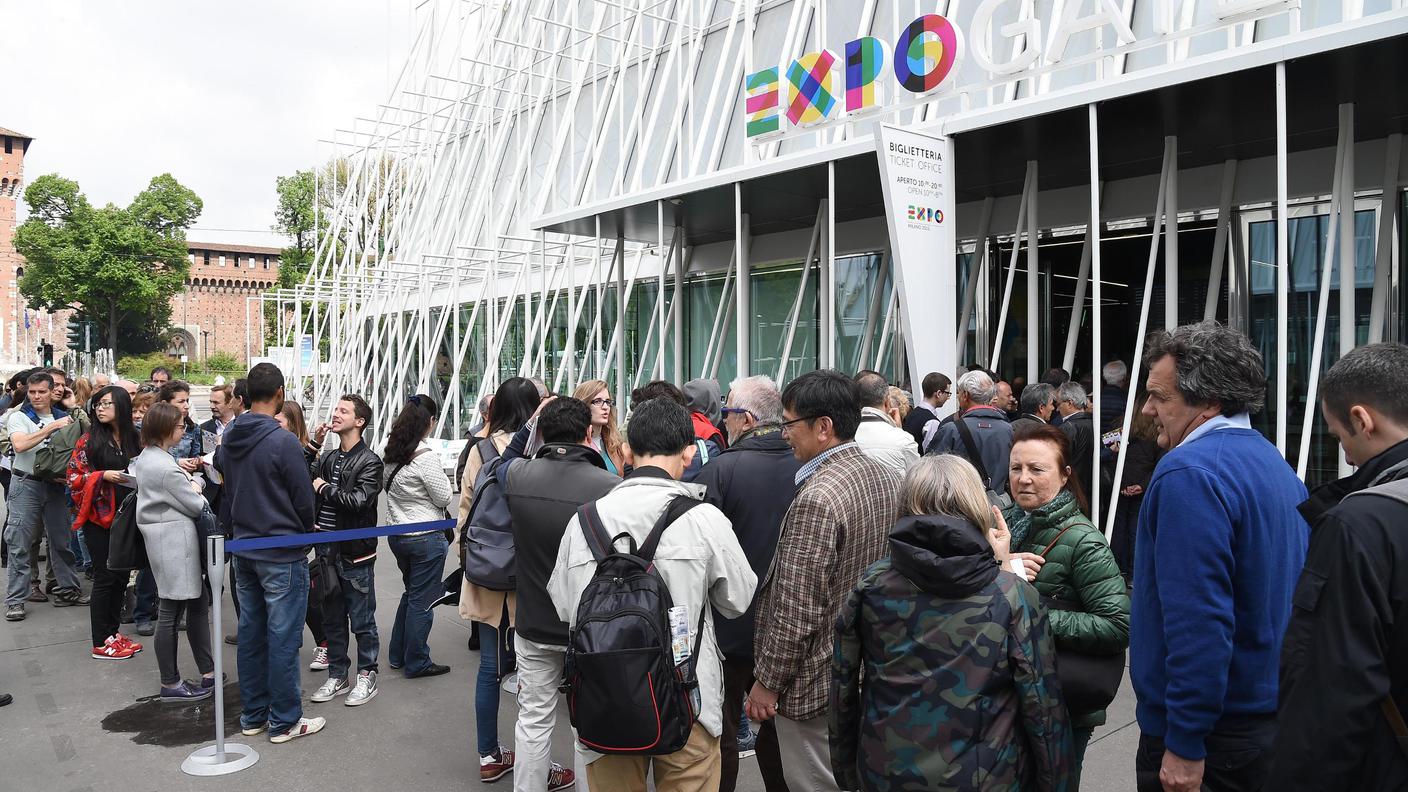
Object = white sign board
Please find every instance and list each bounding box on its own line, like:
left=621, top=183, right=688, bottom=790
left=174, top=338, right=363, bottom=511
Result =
left=874, top=124, right=957, bottom=397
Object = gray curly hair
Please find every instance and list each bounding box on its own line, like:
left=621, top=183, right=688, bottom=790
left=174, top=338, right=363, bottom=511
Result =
left=1143, top=321, right=1266, bottom=416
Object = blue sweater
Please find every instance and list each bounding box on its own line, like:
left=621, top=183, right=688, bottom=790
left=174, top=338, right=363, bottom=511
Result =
left=1130, top=427, right=1308, bottom=760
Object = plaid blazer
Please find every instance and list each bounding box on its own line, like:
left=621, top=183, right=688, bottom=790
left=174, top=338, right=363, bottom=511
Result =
left=754, top=444, right=901, bottom=720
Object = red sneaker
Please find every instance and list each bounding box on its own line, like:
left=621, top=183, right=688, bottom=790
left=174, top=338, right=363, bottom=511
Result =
left=480, top=748, right=515, bottom=783
left=92, top=639, right=136, bottom=660
left=114, top=633, right=143, bottom=653
left=547, top=763, right=575, bottom=791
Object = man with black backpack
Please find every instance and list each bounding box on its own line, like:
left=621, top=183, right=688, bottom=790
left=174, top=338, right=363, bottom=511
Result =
left=548, top=397, right=756, bottom=792
left=924, top=369, right=1014, bottom=495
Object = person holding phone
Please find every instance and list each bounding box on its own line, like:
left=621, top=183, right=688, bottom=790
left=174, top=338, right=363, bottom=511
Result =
left=67, top=385, right=142, bottom=659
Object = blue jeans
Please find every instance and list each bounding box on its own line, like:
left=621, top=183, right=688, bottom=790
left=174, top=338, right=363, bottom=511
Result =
left=233, top=556, right=308, bottom=735
left=320, top=556, right=379, bottom=680
left=388, top=533, right=448, bottom=675
left=134, top=568, right=159, bottom=623
left=476, top=621, right=503, bottom=757
left=71, top=527, right=91, bottom=570
left=3, top=476, right=80, bottom=606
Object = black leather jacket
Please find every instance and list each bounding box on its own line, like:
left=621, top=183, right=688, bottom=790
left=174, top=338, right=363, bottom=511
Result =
left=314, top=438, right=385, bottom=566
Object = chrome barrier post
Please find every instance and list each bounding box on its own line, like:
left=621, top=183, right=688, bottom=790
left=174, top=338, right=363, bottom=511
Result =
left=182, top=534, right=259, bottom=776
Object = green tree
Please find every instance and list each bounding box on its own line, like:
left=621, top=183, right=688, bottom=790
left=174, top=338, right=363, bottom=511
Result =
left=13, top=173, right=202, bottom=354
left=273, top=169, right=316, bottom=289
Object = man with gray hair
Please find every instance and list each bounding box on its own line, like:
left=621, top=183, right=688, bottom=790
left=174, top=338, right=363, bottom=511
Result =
left=1055, top=381, right=1099, bottom=502
left=1130, top=321, right=1308, bottom=792
left=1102, top=359, right=1129, bottom=432
left=690, top=375, right=797, bottom=792
left=1011, top=382, right=1058, bottom=434
left=852, top=370, right=920, bottom=474
left=924, top=369, right=1013, bottom=494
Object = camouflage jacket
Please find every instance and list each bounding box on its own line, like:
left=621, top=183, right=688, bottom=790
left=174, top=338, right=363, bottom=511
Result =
left=830, top=514, right=1073, bottom=792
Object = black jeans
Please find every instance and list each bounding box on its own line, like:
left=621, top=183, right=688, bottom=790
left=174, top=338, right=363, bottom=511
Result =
left=1136, top=714, right=1276, bottom=792
left=83, top=525, right=125, bottom=647
left=156, top=591, right=214, bottom=686
left=721, top=657, right=790, bottom=792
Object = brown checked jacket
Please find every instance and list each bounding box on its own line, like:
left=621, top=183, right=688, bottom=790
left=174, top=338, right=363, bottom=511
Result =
left=753, top=444, right=901, bottom=721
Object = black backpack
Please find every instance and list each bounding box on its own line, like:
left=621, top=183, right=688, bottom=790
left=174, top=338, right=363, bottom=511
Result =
left=461, top=438, right=519, bottom=591
left=563, top=495, right=705, bottom=755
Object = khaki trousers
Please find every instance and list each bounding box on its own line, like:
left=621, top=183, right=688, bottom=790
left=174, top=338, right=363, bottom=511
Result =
left=585, top=723, right=721, bottom=792
left=774, top=713, right=841, bottom=792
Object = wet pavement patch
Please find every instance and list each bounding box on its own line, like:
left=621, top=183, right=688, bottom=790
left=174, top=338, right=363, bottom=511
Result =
left=100, top=683, right=243, bottom=747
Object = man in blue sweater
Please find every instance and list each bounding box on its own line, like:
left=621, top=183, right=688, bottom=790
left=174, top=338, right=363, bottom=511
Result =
left=1130, top=322, right=1309, bottom=792
left=215, top=363, right=325, bottom=745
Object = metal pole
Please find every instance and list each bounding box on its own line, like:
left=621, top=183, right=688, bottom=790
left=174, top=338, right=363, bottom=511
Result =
left=1061, top=227, right=1093, bottom=374
left=1204, top=160, right=1239, bottom=322
left=1370, top=134, right=1402, bottom=344
left=956, top=197, right=995, bottom=365
left=1027, top=160, right=1040, bottom=385
left=1276, top=62, right=1290, bottom=456
left=991, top=164, right=1035, bottom=369
left=823, top=161, right=836, bottom=369
left=736, top=183, right=750, bottom=379
left=1339, top=103, right=1356, bottom=363
left=181, top=535, right=258, bottom=776
left=1165, top=136, right=1179, bottom=329
left=1088, top=103, right=1103, bottom=535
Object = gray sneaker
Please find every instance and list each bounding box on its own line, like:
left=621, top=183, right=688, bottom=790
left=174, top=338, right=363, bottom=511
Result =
left=309, top=676, right=350, bottom=703
left=4, top=604, right=23, bottom=622
left=345, top=670, right=377, bottom=707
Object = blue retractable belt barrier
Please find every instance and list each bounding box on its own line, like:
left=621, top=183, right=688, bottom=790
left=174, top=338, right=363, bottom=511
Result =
left=224, top=519, right=456, bottom=553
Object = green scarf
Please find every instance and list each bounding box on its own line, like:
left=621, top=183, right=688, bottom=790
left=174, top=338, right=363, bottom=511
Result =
left=1008, top=489, right=1078, bottom=551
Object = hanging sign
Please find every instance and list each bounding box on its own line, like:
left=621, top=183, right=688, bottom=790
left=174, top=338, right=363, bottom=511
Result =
left=875, top=124, right=957, bottom=393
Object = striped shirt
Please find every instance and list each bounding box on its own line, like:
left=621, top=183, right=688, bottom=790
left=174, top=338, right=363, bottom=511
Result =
left=315, top=450, right=346, bottom=532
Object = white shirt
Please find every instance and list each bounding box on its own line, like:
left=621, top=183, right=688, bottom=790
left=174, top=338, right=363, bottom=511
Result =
left=854, top=406, right=921, bottom=475
left=1179, top=412, right=1253, bottom=448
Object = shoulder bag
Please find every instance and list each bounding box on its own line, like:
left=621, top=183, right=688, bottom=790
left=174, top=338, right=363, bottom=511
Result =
left=1034, top=522, right=1125, bottom=714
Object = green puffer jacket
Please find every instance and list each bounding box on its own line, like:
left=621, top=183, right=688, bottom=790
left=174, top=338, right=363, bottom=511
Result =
left=1005, top=491, right=1130, bottom=727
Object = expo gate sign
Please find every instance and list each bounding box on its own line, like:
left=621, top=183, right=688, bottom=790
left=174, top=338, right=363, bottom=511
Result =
left=744, top=0, right=1294, bottom=142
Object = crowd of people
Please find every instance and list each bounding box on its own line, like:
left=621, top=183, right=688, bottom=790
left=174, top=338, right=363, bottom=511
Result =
left=2, top=319, right=1406, bottom=792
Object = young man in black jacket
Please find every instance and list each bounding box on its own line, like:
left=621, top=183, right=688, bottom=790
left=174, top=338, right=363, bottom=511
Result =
left=308, top=394, right=385, bottom=708
left=215, top=362, right=323, bottom=743
left=1269, top=343, right=1408, bottom=791
left=502, top=397, right=619, bottom=792
left=691, top=375, right=799, bottom=792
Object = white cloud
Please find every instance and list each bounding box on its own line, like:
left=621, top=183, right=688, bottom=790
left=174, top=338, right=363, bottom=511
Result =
left=5, top=0, right=413, bottom=249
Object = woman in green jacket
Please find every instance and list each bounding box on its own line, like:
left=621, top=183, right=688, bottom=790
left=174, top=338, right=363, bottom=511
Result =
left=1004, top=421, right=1130, bottom=790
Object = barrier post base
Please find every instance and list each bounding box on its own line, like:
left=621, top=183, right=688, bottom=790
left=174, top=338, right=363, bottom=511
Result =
left=181, top=742, right=260, bottom=776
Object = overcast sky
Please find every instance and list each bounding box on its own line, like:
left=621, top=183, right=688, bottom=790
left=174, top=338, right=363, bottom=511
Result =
left=5, top=1, right=414, bottom=249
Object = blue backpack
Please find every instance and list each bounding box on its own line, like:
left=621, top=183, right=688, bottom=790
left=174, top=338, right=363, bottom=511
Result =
left=461, top=439, right=520, bottom=591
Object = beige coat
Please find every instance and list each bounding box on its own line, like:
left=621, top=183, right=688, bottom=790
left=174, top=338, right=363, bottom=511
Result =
left=456, top=431, right=517, bottom=625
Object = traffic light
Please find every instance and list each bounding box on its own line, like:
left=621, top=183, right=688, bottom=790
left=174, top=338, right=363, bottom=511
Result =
left=66, top=317, right=84, bottom=351
left=42, top=342, right=54, bottom=367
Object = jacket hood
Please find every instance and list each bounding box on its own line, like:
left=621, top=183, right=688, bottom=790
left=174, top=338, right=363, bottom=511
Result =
left=889, top=514, right=1000, bottom=598
left=218, top=412, right=284, bottom=461
left=683, top=378, right=722, bottom=424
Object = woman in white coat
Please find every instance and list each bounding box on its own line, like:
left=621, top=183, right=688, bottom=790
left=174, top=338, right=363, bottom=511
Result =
left=133, top=402, right=216, bottom=702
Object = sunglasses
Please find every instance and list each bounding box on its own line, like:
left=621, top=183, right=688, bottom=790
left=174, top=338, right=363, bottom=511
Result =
left=720, top=407, right=755, bottom=419
left=137, top=384, right=159, bottom=394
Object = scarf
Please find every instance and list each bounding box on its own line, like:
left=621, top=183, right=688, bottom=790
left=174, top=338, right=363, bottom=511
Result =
left=1008, top=489, right=1077, bottom=551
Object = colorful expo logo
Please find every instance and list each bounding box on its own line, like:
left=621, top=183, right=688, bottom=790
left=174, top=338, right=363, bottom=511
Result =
left=907, top=206, right=945, bottom=224
left=746, top=14, right=963, bottom=140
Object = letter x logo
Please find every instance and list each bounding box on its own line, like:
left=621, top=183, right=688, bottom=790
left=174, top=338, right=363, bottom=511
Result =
left=785, top=51, right=837, bottom=125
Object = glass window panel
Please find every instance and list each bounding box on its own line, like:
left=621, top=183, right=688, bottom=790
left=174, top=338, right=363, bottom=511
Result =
left=686, top=272, right=738, bottom=385
left=751, top=262, right=819, bottom=385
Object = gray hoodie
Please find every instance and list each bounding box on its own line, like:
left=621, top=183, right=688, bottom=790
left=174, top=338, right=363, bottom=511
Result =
left=683, top=378, right=722, bottom=424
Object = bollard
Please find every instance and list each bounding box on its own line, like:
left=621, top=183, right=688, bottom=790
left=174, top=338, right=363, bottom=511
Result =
left=181, top=534, right=259, bottom=776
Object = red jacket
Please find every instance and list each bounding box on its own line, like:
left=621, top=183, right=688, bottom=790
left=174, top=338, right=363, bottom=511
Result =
left=67, top=433, right=124, bottom=531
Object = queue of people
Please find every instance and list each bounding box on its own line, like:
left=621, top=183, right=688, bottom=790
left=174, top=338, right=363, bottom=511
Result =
left=3, top=320, right=1407, bottom=792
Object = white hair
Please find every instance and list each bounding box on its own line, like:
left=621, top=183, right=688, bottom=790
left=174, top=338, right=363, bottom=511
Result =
left=727, top=375, right=783, bottom=424
left=1103, top=360, right=1128, bottom=386
left=956, top=370, right=997, bottom=406
left=1058, top=381, right=1090, bottom=410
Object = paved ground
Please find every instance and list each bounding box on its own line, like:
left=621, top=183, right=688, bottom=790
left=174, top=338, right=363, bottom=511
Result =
left=0, top=393, right=1142, bottom=789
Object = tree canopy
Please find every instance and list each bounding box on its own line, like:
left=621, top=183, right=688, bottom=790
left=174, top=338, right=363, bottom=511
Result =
left=13, top=173, right=202, bottom=354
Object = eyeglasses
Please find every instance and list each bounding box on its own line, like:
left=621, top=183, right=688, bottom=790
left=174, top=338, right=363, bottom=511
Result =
left=137, top=384, right=158, bottom=394
left=779, top=415, right=816, bottom=434
left=589, top=398, right=615, bottom=408
left=720, top=407, right=755, bottom=419
left=95, top=400, right=115, bottom=410
left=937, top=389, right=951, bottom=396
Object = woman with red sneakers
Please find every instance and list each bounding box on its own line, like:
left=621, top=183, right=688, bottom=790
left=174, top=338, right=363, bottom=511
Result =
left=67, top=385, right=142, bottom=661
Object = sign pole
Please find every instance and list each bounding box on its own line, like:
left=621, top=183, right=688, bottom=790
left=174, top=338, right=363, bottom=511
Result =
left=181, top=535, right=259, bottom=776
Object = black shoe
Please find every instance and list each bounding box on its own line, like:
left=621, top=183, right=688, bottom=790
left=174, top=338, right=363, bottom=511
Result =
left=0, top=693, right=11, bottom=707
left=407, top=663, right=451, bottom=679
left=467, top=635, right=480, bottom=652
left=136, top=620, right=155, bottom=637
left=44, top=581, right=56, bottom=595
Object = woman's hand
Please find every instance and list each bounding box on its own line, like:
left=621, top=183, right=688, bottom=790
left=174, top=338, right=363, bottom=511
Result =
left=102, top=470, right=127, bottom=483
left=178, top=457, right=202, bottom=473
left=987, top=506, right=1012, bottom=561
left=1121, top=484, right=1144, bottom=497
left=532, top=395, right=558, bottom=419
left=1010, top=551, right=1045, bottom=582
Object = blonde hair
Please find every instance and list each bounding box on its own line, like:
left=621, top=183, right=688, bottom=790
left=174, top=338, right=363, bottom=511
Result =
left=72, top=377, right=93, bottom=408
left=573, top=379, right=624, bottom=460
left=899, top=456, right=994, bottom=532
left=884, top=386, right=911, bottom=421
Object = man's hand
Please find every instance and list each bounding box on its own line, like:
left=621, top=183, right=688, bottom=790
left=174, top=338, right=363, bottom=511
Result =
left=1160, top=750, right=1204, bottom=792
left=1010, top=551, right=1045, bottom=582
left=178, top=458, right=202, bottom=473
left=531, top=395, right=558, bottom=419
left=313, top=423, right=330, bottom=445
left=48, top=415, right=73, bottom=432
left=1122, top=484, right=1144, bottom=497
left=312, top=477, right=327, bottom=493
left=745, top=683, right=779, bottom=722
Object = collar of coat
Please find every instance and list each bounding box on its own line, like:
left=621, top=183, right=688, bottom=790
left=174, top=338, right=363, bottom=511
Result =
left=534, top=442, right=609, bottom=470
left=1300, top=437, right=1408, bottom=524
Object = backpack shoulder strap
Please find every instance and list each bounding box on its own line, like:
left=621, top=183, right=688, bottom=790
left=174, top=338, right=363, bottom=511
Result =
left=476, top=437, right=501, bottom=465
left=953, top=417, right=992, bottom=487
left=576, top=500, right=617, bottom=563
left=638, top=495, right=704, bottom=564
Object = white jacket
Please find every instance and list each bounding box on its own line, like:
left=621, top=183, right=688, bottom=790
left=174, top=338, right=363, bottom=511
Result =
left=547, top=471, right=756, bottom=760
left=855, top=406, right=921, bottom=475
left=383, top=442, right=454, bottom=531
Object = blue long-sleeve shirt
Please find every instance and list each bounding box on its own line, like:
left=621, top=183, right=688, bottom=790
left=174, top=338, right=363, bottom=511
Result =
left=1130, top=425, right=1308, bottom=760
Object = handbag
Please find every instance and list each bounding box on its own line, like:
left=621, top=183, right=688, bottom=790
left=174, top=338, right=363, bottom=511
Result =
left=1033, top=522, right=1125, bottom=713
left=308, top=552, right=342, bottom=606
left=106, top=491, right=147, bottom=572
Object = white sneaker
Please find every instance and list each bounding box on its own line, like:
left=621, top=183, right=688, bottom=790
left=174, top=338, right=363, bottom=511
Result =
left=269, top=716, right=325, bottom=744
left=309, top=645, right=329, bottom=671
left=501, top=672, right=519, bottom=695
left=309, top=676, right=350, bottom=703
left=345, top=670, right=378, bottom=707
